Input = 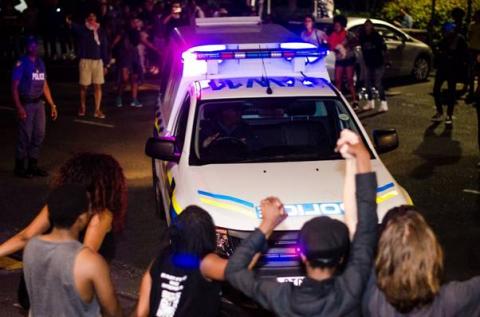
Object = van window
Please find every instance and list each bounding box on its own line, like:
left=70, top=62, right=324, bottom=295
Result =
left=174, top=95, right=190, bottom=153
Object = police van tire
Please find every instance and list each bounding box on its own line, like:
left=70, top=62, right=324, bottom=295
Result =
left=152, top=159, right=168, bottom=222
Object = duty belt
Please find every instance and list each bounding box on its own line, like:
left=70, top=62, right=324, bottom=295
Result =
left=20, top=96, right=43, bottom=104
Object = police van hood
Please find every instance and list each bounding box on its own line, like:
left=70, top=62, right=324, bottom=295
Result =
left=180, top=160, right=409, bottom=231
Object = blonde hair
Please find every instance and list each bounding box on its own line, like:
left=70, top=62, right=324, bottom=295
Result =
left=375, top=206, right=443, bottom=313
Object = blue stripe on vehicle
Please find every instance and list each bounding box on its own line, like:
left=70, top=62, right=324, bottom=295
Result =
left=377, top=182, right=395, bottom=193
left=197, top=190, right=255, bottom=208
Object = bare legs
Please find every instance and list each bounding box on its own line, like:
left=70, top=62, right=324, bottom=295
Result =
left=79, top=85, right=87, bottom=116
left=335, top=65, right=357, bottom=105
left=79, top=84, right=104, bottom=118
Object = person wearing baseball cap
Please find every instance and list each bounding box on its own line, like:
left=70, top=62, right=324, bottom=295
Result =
left=12, top=36, right=58, bottom=178
left=225, top=130, right=378, bottom=316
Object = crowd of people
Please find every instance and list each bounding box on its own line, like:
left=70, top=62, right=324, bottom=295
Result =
left=1, top=130, right=479, bottom=317
left=301, top=14, right=390, bottom=112
left=2, top=1, right=480, bottom=316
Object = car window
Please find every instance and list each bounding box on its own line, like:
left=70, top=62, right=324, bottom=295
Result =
left=348, top=25, right=362, bottom=38
left=174, top=95, right=190, bottom=153
left=375, top=25, right=405, bottom=42
left=190, top=97, right=362, bottom=165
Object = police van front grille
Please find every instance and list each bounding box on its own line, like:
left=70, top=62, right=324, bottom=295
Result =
left=258, top=231, right=301, bottom=269
left=227, top=230, right=302, bottom=272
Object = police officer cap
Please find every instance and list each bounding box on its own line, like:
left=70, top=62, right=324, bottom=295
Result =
left=25, top=36, right=38, bottom=46
left=442, top=22, right=456, bottom=33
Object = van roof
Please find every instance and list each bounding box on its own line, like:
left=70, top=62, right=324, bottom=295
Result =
left=173, top=23, right=300, bottom=49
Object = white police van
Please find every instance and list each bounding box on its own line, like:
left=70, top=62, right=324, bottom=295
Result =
left=146, top=17, right=411, bottom=283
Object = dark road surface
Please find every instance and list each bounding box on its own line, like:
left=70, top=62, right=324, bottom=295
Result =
left=0, top=72, right=479, bottom=315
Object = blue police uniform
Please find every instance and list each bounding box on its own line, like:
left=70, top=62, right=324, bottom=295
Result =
left=12, top=55, right=47, bottom=166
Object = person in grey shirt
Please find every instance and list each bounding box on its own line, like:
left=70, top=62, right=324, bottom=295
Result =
left=23, top=184, right=123, bottom=317
left=362, top=205, right=480, bottom=317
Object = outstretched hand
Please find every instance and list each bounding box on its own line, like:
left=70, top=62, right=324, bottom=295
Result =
left=336, top=129, right=371, bottom=173
left=258, top=196, right=287, bottom=238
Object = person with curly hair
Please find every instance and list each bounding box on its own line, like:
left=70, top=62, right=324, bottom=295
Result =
left=0, top=152, right=127, bottom=309
left=362, top=205, right=480, bottom=316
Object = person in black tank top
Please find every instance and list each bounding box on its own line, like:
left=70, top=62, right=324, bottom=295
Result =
left=135, top=206, right=227, bottom=317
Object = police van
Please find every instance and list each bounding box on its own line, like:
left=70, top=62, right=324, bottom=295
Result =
left=146, top=17, right=411, bottom=283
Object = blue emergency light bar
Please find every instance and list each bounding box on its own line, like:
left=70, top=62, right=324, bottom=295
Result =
left=194, top=48, right=327, bottom=60
left=184, top=43, right=328, bottom=61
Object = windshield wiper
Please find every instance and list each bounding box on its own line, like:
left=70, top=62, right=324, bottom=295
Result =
left=238, top=152, right=341, bottom=163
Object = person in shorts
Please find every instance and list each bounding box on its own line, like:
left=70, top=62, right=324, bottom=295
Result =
left=67, top=12, right=110, bottom=119
left=328, top=15, right=359, bottom=109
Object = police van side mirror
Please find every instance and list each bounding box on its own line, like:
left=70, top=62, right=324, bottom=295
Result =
left=145, top=137, right=180, bottom=163
left=372, top=129, right=399, bottom=154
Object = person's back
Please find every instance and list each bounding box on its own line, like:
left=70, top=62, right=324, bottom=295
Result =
left=363, top=277, right=480, bottom=317
left=24, top=238, right=101, bottom=317
left=362, top=206, right=480, bottom=317
left=149, top=248, right=221, bottom=317
left=22, top=184, right=122, bottom=317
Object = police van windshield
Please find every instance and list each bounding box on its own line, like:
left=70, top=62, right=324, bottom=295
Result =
left=190, top=97, right=361, bottom=165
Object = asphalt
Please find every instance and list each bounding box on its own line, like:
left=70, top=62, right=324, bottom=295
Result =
left=0, top=68, right=479, bottom=316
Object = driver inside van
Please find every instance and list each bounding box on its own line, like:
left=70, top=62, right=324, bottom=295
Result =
left=200, top=105, right=253, bottom=149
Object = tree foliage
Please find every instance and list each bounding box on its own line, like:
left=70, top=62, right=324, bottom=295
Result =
left=382, top=0, right=480, bottom=29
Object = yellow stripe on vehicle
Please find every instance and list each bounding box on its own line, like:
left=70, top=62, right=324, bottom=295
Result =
left=172, top=193, right=182, bottom=214
left=377, top=190, right=399, bottom=204
left=167, top=170, right=173, bottom=186
left=199, top=197, right=256, bottom=219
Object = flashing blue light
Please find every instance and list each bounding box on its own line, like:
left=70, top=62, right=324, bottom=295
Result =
left=172, top=253, right=200, bottom=269
left=302, top=80, right=314, bottom=87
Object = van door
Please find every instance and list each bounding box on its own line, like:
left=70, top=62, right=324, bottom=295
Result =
left=161, top=93, right=191, bottom=222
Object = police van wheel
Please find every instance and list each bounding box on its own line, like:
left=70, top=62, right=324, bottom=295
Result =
left=151, top=159, right=168, bottom=222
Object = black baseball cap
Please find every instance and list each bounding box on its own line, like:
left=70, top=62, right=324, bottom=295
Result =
left=25, top=36, right=38, bottom=46
left=298, top=216, right=350, bottom=267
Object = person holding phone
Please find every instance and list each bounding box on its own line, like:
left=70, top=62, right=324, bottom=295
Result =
left=162, top=2, right=186, bottom=41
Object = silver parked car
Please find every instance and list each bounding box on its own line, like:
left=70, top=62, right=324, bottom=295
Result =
left=290, top=17, right=434, bottom=82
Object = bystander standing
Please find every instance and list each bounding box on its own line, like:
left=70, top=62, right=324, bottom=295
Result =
left=394, top=7, right=413, bottom=29
left=431, top=22, right=468, bottom=126
left=360, top=19, right=388, bottom=112
left=328, top=15, right=359, bottom=110
left=301, top=15, right=328, bottom=48
left=467, top=10, right=480, bottom=102
left=67, top=12, right=110, bottom=119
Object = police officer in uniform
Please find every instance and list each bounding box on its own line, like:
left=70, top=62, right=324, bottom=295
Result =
left=12, top=36, right=58, bottom=178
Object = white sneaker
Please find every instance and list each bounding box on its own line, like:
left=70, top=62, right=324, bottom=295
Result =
left=362, top=100, right=375, bottom=111
left=379, top=101, right=389, bottom=112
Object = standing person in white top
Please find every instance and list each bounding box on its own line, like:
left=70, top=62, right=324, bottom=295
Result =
left=301, top=15, right=328, bottom=48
